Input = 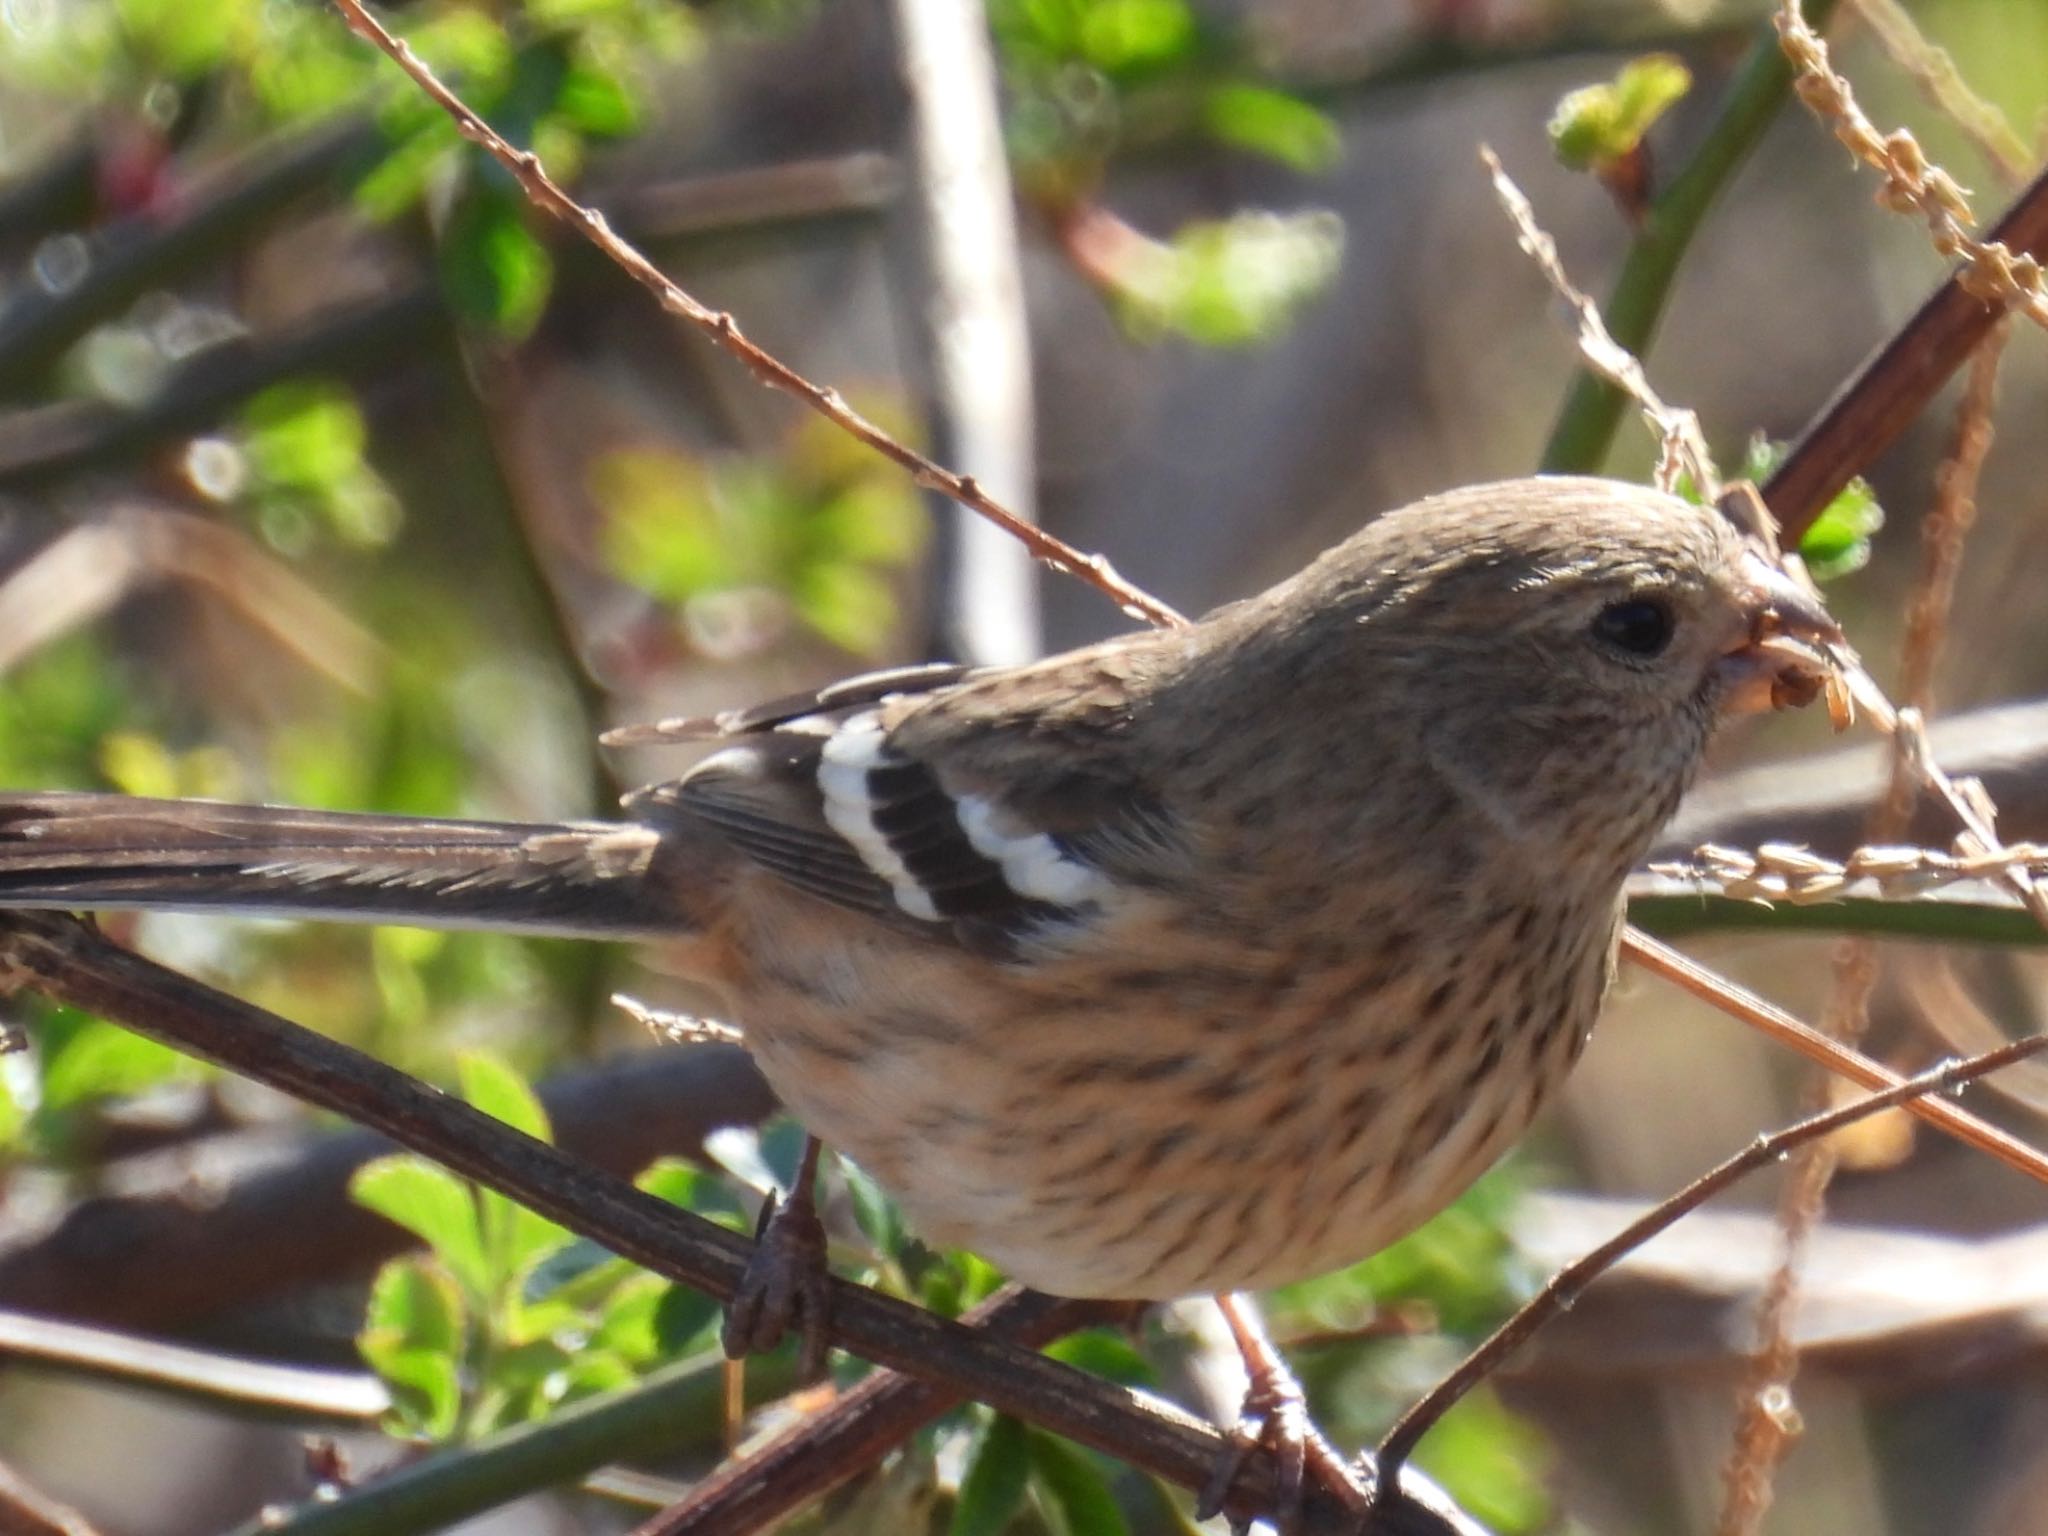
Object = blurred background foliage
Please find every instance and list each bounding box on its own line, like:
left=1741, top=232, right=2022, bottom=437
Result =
left=0, top=0, right=2045, bottom=1533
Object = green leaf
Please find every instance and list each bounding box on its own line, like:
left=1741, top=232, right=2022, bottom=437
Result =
left=1202, top=84, right=1340, bottom=173
left=458, top=1052, right=553, bottom=1142
left=359, top=1257, right=467, bottom=1439
left=652, top=1282, right=722, bottom=1356
left=1028, top=1432, right=1130, bottom=1536
left=841, top=1157, right=906, bottom=1258
left=1798, top=477, right=1885, bottom=581
left=556, top=58, right=640, bottom=137
left=241, top=381, right=369, bottom=494
left=1549, top=54, right=1692, bottom=172
left=1114, top=210, right=1343, bottom=347
left=35, top=1008, right=196, bottom=1113
left=1046, top=1330, right=1156, bottom=1388
left=439, top=186, right=556, bottom=340
left=1077, top=0, right=1194, bottom=72
left=351, top=1156, right=492, bottom=1301
left=953, top=1414, right=1032, bottom=1536
left=1412, top=1387, right=1551, bottom=1534
left=457, top=1054, right=569, bottom=1285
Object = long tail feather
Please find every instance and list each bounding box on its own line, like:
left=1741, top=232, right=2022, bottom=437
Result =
left=0, top=793, right=688, bottom=938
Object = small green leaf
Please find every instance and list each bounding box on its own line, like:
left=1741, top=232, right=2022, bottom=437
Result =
left=351, top=1156, right=491, bottom=1301
left=841, top=1157, right=906, bottom=1258
left=1046, top=1330, right=1156, bottom=1388
left=652, top=1282, right=721, bottom=1355
left=1202, top=84, right=1340, bottom=173
left=241, top=381, right=369, bottom=494
left=359, top=1257, right=467, bottom=1438
left=1124, top=210, right=1343, bottom=346
left=1798, top=478, right=1885, bottom=581
left=1028, top=1432, right=1130, bottom=1536
left=953, top=1414, right=1033, bottom=1536
left=36, top=1009, right=196, bottom=1114
left=556, top=58, right=640, bottom=137
left=1077, top=0, right=1194, bottom=72
left=1548, top=54, right=1692, bottom=172
left=439, top=186, right=555, bottom=340
left=458, top=1052, right=552, bottom=1142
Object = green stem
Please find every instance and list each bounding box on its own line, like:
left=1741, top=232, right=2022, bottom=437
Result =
left=226, top=1346, right=795, bottom=1536
left=1627, top=882, right=2046, bottom=947
left=1541, top=0, right=1841, bottom=474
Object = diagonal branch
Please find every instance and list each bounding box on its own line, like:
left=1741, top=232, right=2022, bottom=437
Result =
left=324, top=0, right=1180, bottom=632
left=0, top=910, right=1471, bottom=1536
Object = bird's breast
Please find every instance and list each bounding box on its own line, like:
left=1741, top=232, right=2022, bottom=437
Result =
left=729, top=883, right=1617, bottom=1299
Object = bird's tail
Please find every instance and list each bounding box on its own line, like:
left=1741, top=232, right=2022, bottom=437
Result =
left=0, top=793, right=691, bottom=939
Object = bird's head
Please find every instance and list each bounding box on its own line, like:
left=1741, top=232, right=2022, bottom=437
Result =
left=1212, top=475, right=1843, bottom=878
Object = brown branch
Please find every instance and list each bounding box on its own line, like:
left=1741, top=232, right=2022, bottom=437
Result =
left=1718, top=312, right=2010, bottom=1536
left=635, top=1287, right=1110, bottom=1536
left=1620, top=930, right=2048, bottom=1188
left=0, top=1457, right=103, bottom=1536
left=324, top=0, right=1181, bottom=633
left=1764, top=160, right=2048, bottom=542
left=1374, top=1031, right=2048, bottom=1483
left=0, top=911, right=1470, bottom=1535
left=0, top=1047, right=773, bottom=1330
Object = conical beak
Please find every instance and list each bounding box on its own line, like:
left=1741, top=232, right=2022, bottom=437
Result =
left=1716, top=549, right=1843, bottom=715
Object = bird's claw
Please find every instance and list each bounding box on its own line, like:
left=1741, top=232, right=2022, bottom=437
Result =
left=1196, top=1367, right=1313, bottom=1535
left=720, top=1183, right=832, bottom=1382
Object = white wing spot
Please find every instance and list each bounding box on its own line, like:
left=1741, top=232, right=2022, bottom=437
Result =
left=956, top=793, right=1109, bottom=907
left=817, top=715, right=941, bottom=922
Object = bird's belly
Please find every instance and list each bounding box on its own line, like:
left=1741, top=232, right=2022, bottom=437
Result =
left=734, top=917, right=1600, bottom=1299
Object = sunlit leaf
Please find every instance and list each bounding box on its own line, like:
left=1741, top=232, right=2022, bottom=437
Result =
left=1549, top=54, right=1692, bottom=172
left=1028, top=1432, right=1130, bottom=1536
left=953, top=1413, right=1032, bottom=1536
left=359, top=1257, right=467, bottom=1439
left=1203, top=84, right=1340, bottom=172
left=351, top=1156, right=492, bottom=1301
left=439, top=185, right=556, bottom=340
left=1412, top=1387, right=1552, bottom=1534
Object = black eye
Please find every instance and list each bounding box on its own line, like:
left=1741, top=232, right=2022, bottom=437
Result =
left=1591, top=598, right=1675, bottom=657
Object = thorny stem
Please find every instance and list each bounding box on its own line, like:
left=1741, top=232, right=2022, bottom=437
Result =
left=325, top=0, right=1184, bottom=633
left=1541, top=0, right=1842, bottom=476
left=1374, top=1031, right=2048, bottom=1482
left=1620, top=929, right=2048, bottom=1188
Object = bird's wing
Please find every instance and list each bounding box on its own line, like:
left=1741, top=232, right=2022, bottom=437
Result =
left=626, top=640, right=1183, bottom=955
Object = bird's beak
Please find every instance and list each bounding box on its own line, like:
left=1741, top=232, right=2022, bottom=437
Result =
left=1715, top=548, right=1845, bottom=716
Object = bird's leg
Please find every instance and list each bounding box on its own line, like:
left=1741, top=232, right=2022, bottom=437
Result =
left=1195, top=1292, right=1355, bottom=1535
left=721, top=1135, right=832, bottom=1382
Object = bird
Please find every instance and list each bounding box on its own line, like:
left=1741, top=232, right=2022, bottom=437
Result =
left=0, top=475, right=1836, bottom=1511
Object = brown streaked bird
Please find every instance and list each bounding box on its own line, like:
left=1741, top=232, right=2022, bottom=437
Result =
left=0, top=477, right=1836, bottom=1500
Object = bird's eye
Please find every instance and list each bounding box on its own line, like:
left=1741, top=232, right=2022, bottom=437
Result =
left=1591, top=597, right=1675, bottom=658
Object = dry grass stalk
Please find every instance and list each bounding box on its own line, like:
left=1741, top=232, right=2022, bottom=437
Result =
left=1479, top=146, right=1717, bottom=495
left=1777, top=0, right=2048, bottom=327
left=1845, top=0, right=2031, bottom=185
left=1716, top=317, right=2010, bottom=1536
left=325, top=0, right=1185, bottom=633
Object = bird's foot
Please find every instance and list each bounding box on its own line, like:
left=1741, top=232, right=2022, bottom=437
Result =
left=1195, top=1294, right=1356, bottom=1535
left=721, top=1138, right=831, bottom=1382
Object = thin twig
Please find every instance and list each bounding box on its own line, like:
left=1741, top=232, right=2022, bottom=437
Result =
left=1765, top=159, right=2048, bottom=542
left=0, top=910, right=1431, bottom=1536
left=1776, top=1, right=2048, bottom=330
left=1619, top=930, right=2048, bottom=1188
left=0, top=1308, right=386, bottom=1421
left=324, top=0, right=1182, bottom=633
left=1716, top=320, right=2009, bottom=1536
left=1845, top=0, right=2031, bottom=184
left=1481, top=147, right=1715, bottom=495
left=635, top=1288, right=1124, bottom=1536
left=1374, top=1030, right=2048, bottom=1482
